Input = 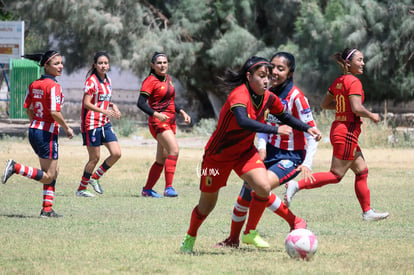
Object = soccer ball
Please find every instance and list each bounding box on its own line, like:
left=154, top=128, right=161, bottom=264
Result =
left=285, top=229, right=318, bottom=260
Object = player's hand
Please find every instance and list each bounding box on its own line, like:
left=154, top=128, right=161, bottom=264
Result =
left=65, top=127, right=74, bottom=139
left=277, top=125, right=292, bottom=136
left=370, top=113, right=380, bottom=123
left=308, top=127, right=322, bottom=142
left=155, top=112, right=169, bottom=122
left=182, top=112, right=191, bottom=125
left=296, top=165, right=315, bottom=183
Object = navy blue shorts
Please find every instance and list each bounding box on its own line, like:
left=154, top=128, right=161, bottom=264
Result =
left=82, top=122, right=118, bottom=146
left=264, top=145, right=305, bottom=185
left=29, top=128, right=59, bottom=160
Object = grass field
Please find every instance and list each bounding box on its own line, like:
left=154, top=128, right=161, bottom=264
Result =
left=0, top=135, right=413, bottom=274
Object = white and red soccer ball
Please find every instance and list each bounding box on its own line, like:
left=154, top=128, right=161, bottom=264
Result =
left=285, top=229, right=318, bottom=260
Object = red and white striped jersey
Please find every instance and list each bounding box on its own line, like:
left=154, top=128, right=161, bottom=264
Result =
left=24, top=75, right=64, bottom=135
left=266, top=86, right=316, bottom=151
left=81, top=74, right=112, bottom=132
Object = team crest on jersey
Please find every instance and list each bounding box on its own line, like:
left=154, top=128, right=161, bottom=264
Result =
left=55, top=95, right=61, bottom=104
left=281, top=99, right=288, bottom=110
left=205, top=176, right=212, bottom=186
left=336, top=83, right=343, bottom=89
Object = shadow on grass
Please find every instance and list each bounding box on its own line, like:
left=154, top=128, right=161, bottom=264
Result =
left=0, top=213, right=37, bottom=218
left=178, top=247, right=278, bottom=256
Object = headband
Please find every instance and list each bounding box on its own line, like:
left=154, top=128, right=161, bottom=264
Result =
left=44, top=52, right=60, bottom=65
left=152, top=53, right=167, bottom=63
left=345, top=49, right=357, bottom=61
left=247, top=60, right=271, bottom=72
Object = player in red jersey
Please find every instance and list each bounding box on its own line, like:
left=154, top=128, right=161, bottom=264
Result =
left=285, top=48, right=389, bottom=221
left=180, top=56, right=321, bottom=253
left=1, top=50, right=74, bottom=218
left=217, top=52, right=320, bottom=248
left=137, top=52, right=191, bottom=198
left=76, top=51, right=122, bottom=197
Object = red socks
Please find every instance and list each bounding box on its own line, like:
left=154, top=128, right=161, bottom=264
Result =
left=144, top=162, right=164, bottom=190
left=354, top=168, right=371, bottom=212
left=42, top=181, right=55, bottom=212
left=244, top=192, right=269, bottom=234
left=14, top=163, right=43, bottom=181
left=187, top=206, right=207, bottom=237
left=229, top=195, right=250, bottom=240
left=164, top=155, right=178, bottom=188
left=298, top=171, right=342, bottom=189
left=267, top=192, right=296, bottom=228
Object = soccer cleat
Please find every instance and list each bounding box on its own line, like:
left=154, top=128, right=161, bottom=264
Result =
left=241, top=230, right=269, bottom=249
left=215, top=237, right=240, bottom=248
left=90, top=178, right=103, bottom=194
left=40, top=209, right=63, bottom=218
left=362, top=209, right=389, bottom=221
left=164, top=186, right=178, bottom=197
left=76, top=189, right=96, bottom=197
left=141, top=188, right=162, bottom=198
left=291, top=217, right=307, bottom=231
left=180, top=234, right=196, bottom=253
left=2, top=159, right=16, bottom=184
left=284, top=180, right=299, bottom=207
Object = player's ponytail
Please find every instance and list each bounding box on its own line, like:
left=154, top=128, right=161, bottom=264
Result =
left=23, top=50, right=60, bottom=67
left=332, top=48, right=357, bottom=74
left=219, top=56, right=272, bottom=92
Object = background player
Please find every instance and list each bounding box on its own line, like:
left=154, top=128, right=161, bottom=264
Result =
left=76, top=51, right=122, bottom=197
left=285, top=48, right=389, bottom=221
left=137, top=52, right=191, bottom=198
left=2, top=50, right=74, bottom=217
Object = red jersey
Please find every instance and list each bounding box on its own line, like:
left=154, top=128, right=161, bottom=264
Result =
left=204, top=84, right=284, bottom=161
left=267, top=85, right=316, bottom=151
left=24, top=75, right=64, bottom=135
left=328, top=74, right=364, bottom=123
left=140, top=74, right=176, bottom=115
left=81, top=74, right=112, bottom=132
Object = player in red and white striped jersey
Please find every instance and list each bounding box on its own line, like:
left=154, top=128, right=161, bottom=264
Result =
left=76, top=51, right=121, bottom=197
left=1, top=50, right=74, bottom=218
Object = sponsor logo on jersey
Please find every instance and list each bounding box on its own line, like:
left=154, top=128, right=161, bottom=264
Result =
left=301, top=108, right=312, bottom=115
left=99, top=94, right=112, bottom=101
left=55, top=95, right=61, bottom=104
left=33, top=89, right=44, bottom=99
left=267, top=113, right=280, bottom=124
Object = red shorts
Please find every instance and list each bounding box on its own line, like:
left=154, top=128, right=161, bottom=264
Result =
left=199, top=147, right=265, bottom=193
left=148, top=115, right=176, bottom=139
left=330, top=121, right=361, bottom=160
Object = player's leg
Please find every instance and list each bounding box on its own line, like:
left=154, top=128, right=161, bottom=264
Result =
left=142, top=142, right=165, bottom=198
left=351, top=152, right=389, bottom=221
left=38, top=158, right=61, bottom=217
left=156, top=130, right=179, bottom=197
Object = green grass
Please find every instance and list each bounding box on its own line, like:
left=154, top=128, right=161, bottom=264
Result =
left=0, top=136, right=413, bottom=274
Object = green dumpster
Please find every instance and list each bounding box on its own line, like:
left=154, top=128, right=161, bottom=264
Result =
left=9, top=59, right=40, bottom=119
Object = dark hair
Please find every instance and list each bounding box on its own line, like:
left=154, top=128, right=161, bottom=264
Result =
left=270, top=52, right=296, bottom=72
left=23, top=50, right=60, bottom=67
left=220, top=56, right=273, bottom=91
left=86, top=51, right=110, bottom=79
left=150, top=51, right=168, bottom=75
left=332, top=48, right=358, bottom=74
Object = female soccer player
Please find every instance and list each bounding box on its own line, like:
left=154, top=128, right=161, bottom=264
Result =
left=217, top=52, right=320, bottom=248
left=285, top=48, right=389, bottom=221
left=75, top=51, right=122, bottom=197
left=2, top=50, right=74, bottom=217
left=137, top=52, right=191, bottom=198
left=180, top=56, right=321, bottom=253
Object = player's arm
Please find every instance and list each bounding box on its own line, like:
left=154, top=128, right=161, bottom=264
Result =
left=50, top=111, right=74, bottom=139
left=137, top=93, right=169, bottom=122
left=26, top=107, right=34, bottom=121
left=233, top=106, right=292, bottom=135
left=321, top=91, right=335, bottom=110
left=276, top=112, right=321, bottom=140
left=349, top=95, right=380, bottom=123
